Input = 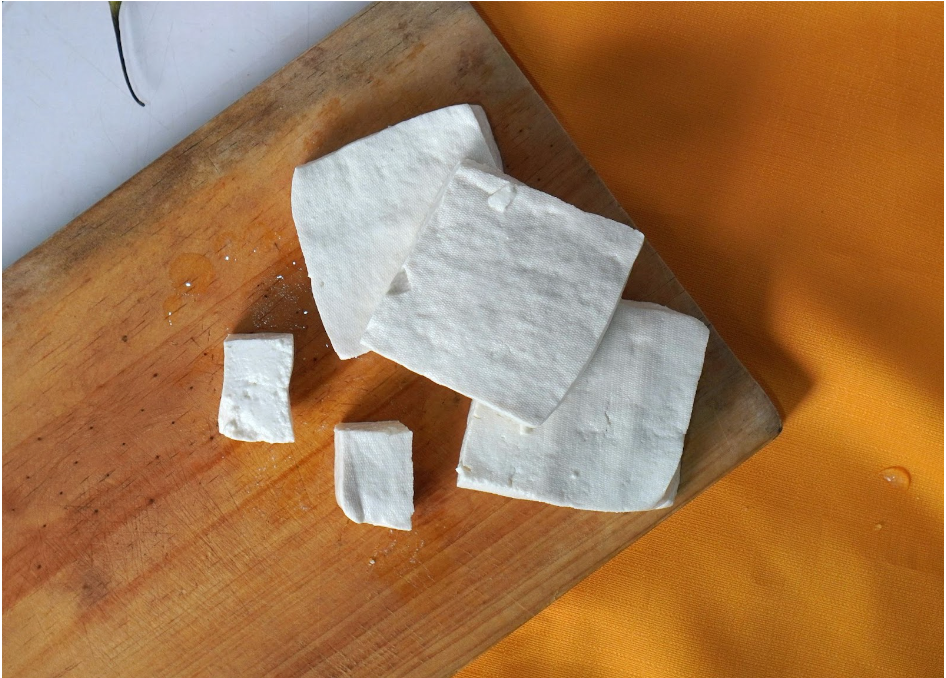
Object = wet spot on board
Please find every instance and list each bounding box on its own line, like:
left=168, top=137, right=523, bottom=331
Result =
left=169, top=253, right=215, bottom=295
left=79, top=566, right=111, bottom=608
left=386, top=42, right=426, bottom=74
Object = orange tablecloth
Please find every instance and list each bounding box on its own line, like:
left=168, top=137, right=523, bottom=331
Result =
left=463, top=4, right=944, bottom=677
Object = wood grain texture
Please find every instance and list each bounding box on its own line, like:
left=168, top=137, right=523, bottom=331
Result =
left=2, top=3, right=780, bottom=677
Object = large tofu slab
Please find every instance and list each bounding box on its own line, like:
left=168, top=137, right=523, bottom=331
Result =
left=218, top=333, right=295, bottom=443
left=334, top=422, right=414, bottom=531
left=457, top=301, right=709, bottom=512
left=362, top=161, right=644, bottom=427
left=291, top=104, right=501, bottom=360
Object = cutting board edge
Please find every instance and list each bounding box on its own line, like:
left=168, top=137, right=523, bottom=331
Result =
left=441, top=421, right=781, bottom=678
left=466, top=2, right=783, bottom=438
left=1, top=2, right=788, bottom=676
left=0, top=1, right=382, bottom=298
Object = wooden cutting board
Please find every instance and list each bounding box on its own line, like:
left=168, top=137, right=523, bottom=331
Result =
left=2, top=3, right=781, bottom=676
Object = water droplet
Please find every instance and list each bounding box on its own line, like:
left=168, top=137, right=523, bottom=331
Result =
left=168, top=253, right=215, bottom=295
left=276, top=275, right=283, bottom=280
left=368, top=558, right=376, bottom=566
left=163, top=294, right=185, bottom=319
left=881, top=466, right=911, bottom=489
left=225, top=256, right=230, bottom=261
left=303, top=310, right=308, bottom=315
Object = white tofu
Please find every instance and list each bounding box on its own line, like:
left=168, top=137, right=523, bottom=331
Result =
left=457, top=301, right=709, bottom=512
left=218, top=333, right=295, bottom=443
left=362, top=161, right=645, bottom=427
left=290, top=104, right=502, bottom=360
left=334, top=422, right=414, bottom=531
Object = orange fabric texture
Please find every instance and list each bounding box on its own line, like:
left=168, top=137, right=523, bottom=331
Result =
left=463, top=3, right=943, bottom=677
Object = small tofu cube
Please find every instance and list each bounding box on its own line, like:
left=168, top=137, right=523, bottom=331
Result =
left=218, top=333, right=294, bottom=443
left=334, top=422, right=414, bottom=531
left=362, top=160, right=645, bottom=427
left=291, top=104, right=502, bottom=360
left=457, top=301, right=709, bottom=512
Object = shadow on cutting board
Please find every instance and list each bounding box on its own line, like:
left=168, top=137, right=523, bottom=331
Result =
left=230, top=269, right=471, bottom=516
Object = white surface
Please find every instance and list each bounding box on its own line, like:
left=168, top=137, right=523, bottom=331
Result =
left=334, top=421, right=414, bottom=531
left=1, top=1, right=369, bottom=269
left=362, top=160, right=645, bottom=428
left=457, top=301, right=709, bottom=512
left=290, top=104, right=501, bottom=359
left=218, top=333, right=295, bottom=443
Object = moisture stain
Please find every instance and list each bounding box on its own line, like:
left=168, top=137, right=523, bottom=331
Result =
left=162, top=295, right=182, bottom=323
left=213, top=230, right=236, bottom=252
left=163, top=254, right=215, bottom=325
left=880, top=466, right=911, bottom=490
left=169, top=253, right=215, bottom=295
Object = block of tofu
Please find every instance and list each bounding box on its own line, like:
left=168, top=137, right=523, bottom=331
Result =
left=218, top=333, right=295, bottom=443
left=362, top=161, right=645, bottom=427
left=457, top=301, right=709, bottom=512
left=334, top=422, right=414, bottom=531
left=291, top=104, right=502, bottom=360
